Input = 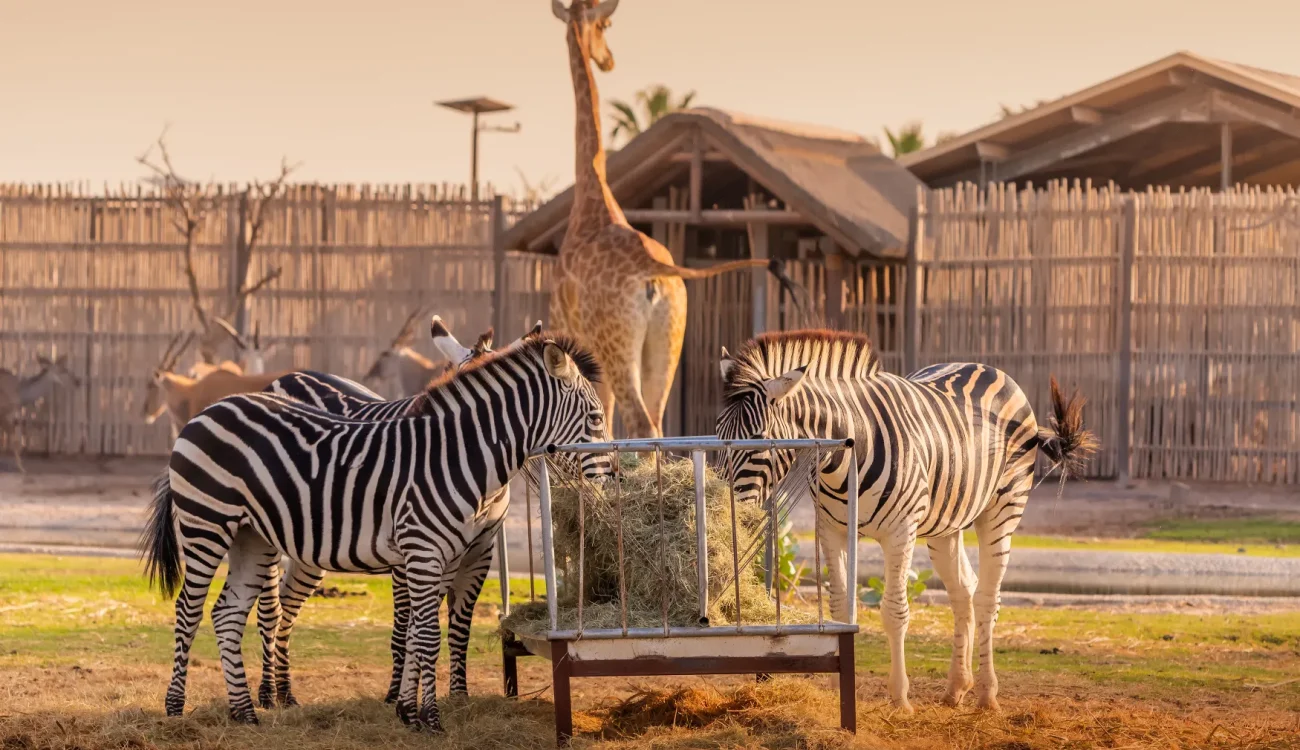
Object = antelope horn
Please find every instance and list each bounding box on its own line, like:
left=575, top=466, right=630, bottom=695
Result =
left=212, top=317, right=248, bottom=351
left=391, top=306, right=425, bottom=348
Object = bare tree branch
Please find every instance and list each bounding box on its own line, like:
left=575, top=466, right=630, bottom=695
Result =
left=237, top=266, right=283, bottom=298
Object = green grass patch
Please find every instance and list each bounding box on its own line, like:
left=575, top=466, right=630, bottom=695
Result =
left=1142, top=517, right=1300, bottom=546
left=791, top=531, right=1299, bottom=557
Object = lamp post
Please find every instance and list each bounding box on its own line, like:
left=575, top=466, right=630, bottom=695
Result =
left=436, top=96, right=520, bottom=202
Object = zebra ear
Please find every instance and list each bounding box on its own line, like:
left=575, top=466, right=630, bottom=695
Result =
left=719, top=346, right=734, bottom=379
left=763, top=366, right=807, bottom=403
left=431, top=316, right=473, bottom=364
left=543, top=342, right=578, bottom=383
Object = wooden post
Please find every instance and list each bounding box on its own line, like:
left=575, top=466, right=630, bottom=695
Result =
left=903, top=203, right=923, bottom=374
left=1220, top=123, right=1233, bottom=191
left=838, top=632, right=857, bottom=734
left=490, top=195, right=508, bottom=336
left=1116, top=197, right=1137, bottom=482
left=689, top=132, right=703, bottom=221
left=551, top=640, right=573, bottom=746
left=749, top=222, right=769, bottom=335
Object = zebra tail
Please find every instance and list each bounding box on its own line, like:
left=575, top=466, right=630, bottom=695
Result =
left=1037, top=375, right=1100, bottom=479
left=140, top=471, right=182, bottom=599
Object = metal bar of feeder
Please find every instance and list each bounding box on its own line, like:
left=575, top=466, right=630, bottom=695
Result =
left=525, top=468, right=536, bottom=602
left=536, top=437, right=850, bottom=455
left=845, top=447, right=860, bottom=625
left=692, top=450, right=708, bottom=624
left=577, top=467, right=586, bottom=634
left=615, top=450, right=628, bottom=635
left=657, top=447, right=669, bottom=637
left=544, top=623, right=859, bottom=640
left=812, top=445, right=825, bottom=630
left=537, top=458, right=559, bottom=632
left=771, top=476, right=781, bottom=628
left=496, top=513, right=511, bottom=617
left=727, top=476, right=743, bottom=627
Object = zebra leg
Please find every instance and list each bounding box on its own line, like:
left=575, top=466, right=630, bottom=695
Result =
left=972, top=495, right=1025, bottom=713
left=384, top=566, right=410, bottom=704
left=816, top=504, right=852, bottom=622
left=927, top=530, right=977, bottom=706
left=445, top=530, right=497, bottom=695
left=211, top=528, right=278, bottom=724
left=880, top=530, right=918, bottom=714
left=273, top=561, right=326, bottom=708
left=255, top=556, right=285, bottom=709
left=165, top=521, right=234, bottom=718
left=398, top=557, right=448, bottom=731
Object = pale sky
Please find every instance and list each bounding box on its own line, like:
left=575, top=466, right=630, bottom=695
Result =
left=4, top=0, right=1300, bottom=194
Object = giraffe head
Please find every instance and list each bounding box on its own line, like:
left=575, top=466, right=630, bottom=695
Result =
left=552, top=0, right=619, bottom=72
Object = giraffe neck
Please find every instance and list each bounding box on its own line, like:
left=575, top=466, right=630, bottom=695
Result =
left=565, top=22, right=624, bottom=236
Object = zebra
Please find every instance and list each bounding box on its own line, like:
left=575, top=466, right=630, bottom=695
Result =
left=251, top=316, right=544, bottom=710
left=142, top=334, right=611, bottom=730
left=715, top=330, right=1096, bottom=714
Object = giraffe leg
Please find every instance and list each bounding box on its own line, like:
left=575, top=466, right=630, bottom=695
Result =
left=927, top=530, right=976, bottom=706
left=599, top=324, right=656, bottom=440
left=639, top=283, right=686, bottom=438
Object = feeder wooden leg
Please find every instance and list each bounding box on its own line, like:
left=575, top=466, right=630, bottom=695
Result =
left=838, top=632, right=857, bottom=734
left=502, top=634, right=519, bottom=698
left=551, top=641, right=573, bottom=746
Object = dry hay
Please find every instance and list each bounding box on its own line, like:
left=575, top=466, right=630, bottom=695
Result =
left=503, top=454, right=809, bottom=634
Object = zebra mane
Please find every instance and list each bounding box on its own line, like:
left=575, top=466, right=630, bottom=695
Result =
left=407, top=333, right=601, bottom=416
left=723, top=329, right=881, bottom=401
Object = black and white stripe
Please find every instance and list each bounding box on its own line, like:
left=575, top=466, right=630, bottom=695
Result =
left=143, top=335, right=611, bottom=730
left=716, top=330, right=1095, bottom=714
left=249, top=322, right=543, bottom=709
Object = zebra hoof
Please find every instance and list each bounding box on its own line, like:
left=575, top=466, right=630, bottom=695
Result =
left=276, top=691, right=299, bottom=708
left=257, top=685, right=276, bottom=710
left=395, top=700, right=416, bottom=726
left=229, top=707, right=259, bottom=725
left=414, top=707, right=443, bottom=734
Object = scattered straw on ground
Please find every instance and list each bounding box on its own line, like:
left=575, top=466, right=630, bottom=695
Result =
left=503, top=454, right=810, bottom=634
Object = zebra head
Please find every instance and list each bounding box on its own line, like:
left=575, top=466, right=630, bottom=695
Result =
left=715, top=345, right=809, bottom=504
left=537, top=338, right=612, bottom=481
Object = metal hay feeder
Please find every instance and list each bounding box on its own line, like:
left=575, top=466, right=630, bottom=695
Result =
left=492, top=437, right=859, bottom=746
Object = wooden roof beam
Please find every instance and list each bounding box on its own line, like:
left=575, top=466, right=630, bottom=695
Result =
left=1131, top=129, right=1278, bottom=185
left=1208, top=89, right=1300, bottom=140
left=1069, top=105, right=1104, bottom=125
left=1231, top=143, right=1300, bottom=182
left=939, top=87, right=1213, bottom=186
left=974, top=141, right=1009, bottom=161
left=668, top=150, right=728, bottom=163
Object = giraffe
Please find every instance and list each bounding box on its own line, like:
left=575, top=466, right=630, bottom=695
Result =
left=549, top=0, right=794, bottom=439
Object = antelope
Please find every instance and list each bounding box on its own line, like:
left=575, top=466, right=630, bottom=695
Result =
left=363, top=307, right=446, bottom=396
left=142, top=332, right=293, bottom=440
left=1, top=352, right=82, bottom=473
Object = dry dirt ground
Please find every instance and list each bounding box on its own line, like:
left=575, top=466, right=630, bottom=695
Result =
left=3, top=554, right=1300, bottom=750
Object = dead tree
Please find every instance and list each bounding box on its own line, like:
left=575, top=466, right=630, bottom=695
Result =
left=137, top=127, right=298, bottom=364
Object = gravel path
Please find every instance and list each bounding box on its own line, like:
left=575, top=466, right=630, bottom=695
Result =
left=3, top=457, right=1299, bottom=597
